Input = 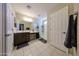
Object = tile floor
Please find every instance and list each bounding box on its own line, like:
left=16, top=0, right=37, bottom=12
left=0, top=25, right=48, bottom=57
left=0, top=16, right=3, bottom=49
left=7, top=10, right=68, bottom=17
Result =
left=11, top=39, right=67, bottom=56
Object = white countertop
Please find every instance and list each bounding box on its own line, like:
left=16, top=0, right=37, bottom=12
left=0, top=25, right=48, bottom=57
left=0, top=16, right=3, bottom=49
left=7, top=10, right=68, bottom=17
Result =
left=13, top=30, right=39, bottom=33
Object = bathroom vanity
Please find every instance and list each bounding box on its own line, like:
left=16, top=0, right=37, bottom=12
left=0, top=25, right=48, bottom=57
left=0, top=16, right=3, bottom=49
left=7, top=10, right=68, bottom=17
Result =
left=14, top=31, right=39, bottom=46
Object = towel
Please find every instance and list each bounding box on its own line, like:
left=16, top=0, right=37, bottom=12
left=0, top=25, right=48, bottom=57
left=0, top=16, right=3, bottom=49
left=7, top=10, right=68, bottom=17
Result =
left=64, top=15, right=75, bottom=48
left=71, top=15, right=77, bottom=47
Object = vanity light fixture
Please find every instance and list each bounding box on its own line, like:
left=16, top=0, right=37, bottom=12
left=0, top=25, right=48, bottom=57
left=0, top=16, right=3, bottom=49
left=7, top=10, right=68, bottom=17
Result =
left=23, top=17, right=33, bottom=22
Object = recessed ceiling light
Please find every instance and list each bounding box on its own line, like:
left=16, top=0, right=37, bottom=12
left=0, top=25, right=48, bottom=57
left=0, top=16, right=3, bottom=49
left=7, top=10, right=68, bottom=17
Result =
left=26, top=5, right=31, bottom=9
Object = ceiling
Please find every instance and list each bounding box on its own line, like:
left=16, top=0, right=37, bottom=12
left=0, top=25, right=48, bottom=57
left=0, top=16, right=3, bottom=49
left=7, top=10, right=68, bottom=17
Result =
left=11, top=3, right=63, bottom=19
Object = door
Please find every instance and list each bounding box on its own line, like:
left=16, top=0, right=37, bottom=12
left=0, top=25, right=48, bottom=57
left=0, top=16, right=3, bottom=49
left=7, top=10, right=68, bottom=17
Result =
left=48, top=6, right=68, bottom=53
left=43, top=20, right=47, bottom=40
left=19, top=24, right=24, bottom=30
left=6, top=4, right=14, bottom=56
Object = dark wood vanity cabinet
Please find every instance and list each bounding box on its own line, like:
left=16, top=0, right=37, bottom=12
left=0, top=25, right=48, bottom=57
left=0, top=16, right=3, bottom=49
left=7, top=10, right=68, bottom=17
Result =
left=30, top=32, right=39, bottom=41
left=30, top=33, right=36, bottom=41
left=14, top=32, right=39, bottom=46
left=14, top=32, right=30, bottom=46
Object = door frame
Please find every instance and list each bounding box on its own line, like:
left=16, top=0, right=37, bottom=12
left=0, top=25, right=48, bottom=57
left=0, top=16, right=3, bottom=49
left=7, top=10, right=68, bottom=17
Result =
left=0, top=3, right=6, bottom=56
left=2, top=3, right=6, bottom=56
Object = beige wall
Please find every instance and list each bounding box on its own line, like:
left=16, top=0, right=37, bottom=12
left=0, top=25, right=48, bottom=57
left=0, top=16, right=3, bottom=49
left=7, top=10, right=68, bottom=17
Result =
left=48, top=3, right=75, bottom=15
left=48, top=4, right=68, bottom=15
left=73, top=4, right=79, bottom=56
left=66, top=3, right=79, bottom=56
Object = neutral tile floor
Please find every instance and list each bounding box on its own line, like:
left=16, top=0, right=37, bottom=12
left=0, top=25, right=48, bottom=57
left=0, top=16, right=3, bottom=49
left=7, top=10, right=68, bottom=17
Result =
left=11, top=39, right=67, bottom=56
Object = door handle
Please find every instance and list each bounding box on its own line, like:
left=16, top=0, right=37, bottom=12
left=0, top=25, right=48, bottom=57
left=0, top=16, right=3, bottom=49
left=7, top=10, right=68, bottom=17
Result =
left=62, top=32, right=66, bottom=34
